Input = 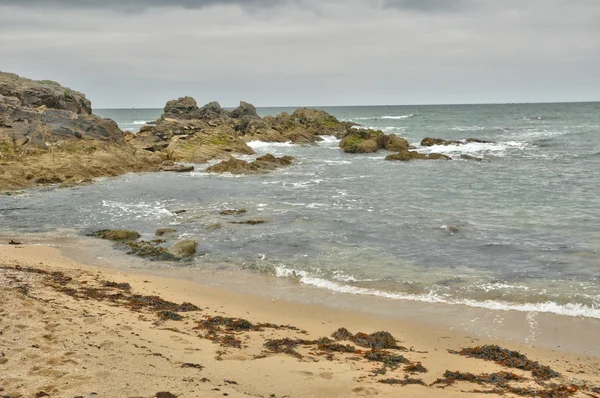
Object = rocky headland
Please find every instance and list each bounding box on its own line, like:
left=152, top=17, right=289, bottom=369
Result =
left=0, top=72, right=163, bottom=190
left=1, top=71, right=493, bottom=191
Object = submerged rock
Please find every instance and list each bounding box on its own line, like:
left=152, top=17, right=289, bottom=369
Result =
left=155, top=228, right=177, bottom=237
left=385, top=150, right=450, bottom=161
left=421, top=137, right=492, bottom=146
left=160, top=162, right=194, bottom=172
left=91, top=230, right=140, bottom=241
left=166, top=240, right=197, bottom=259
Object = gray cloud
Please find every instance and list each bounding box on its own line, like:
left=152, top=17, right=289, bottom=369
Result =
left=0, top=0, right=598, bottom=108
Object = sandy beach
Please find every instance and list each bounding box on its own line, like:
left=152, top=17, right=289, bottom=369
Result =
left=1, top=243, right=598, bottom=398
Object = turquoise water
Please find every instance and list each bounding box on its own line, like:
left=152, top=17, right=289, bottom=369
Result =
left=2, top=103, right=600, bottom=318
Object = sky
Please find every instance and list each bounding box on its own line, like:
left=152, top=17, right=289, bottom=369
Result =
left=1, top=0, right=599, bottom=108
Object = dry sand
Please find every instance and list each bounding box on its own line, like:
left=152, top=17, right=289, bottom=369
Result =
left=0, top=244, right=599, bottom=398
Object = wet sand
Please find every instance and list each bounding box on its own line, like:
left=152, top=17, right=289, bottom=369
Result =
left=1, top=243, right=599, bottom=398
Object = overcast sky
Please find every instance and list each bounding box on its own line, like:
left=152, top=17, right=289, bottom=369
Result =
left=1, top=0, right=599, bottom=108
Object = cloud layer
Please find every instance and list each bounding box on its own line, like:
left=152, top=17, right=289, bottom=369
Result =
left=1, top=0, right=598, bottom=107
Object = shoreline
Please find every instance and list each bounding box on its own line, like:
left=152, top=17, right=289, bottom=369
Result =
left=3, top=231, right=600, bottom=357
left=1, top=242, right=599, bottom=397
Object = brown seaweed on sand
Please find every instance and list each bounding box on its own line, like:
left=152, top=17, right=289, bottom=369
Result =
left=450, top=345, right=560, bottom=380
left=331, top=327, right=405, bottom=350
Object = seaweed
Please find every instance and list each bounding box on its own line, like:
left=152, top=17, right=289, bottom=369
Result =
left=263, top=338, right=313, bottom=358
left=450, top=345, right=560, bottom=380
left=181, top=363, right=204, bottom=370
left=103, top=281, right=132, bottom=291
left=158, top=311, right=184, bottom=321
left=364, top=350, right=410, bottom=369
left=220, top=209, right=247, bottom=216
left=404, top=363, right=428, bottom=373
left=379, top=377, right=427, bottom=387
left=331, top=327, right=404, bottom=350
left=432, top=370, right=524, bottom=387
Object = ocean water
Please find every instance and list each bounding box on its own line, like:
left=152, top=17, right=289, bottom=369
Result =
left=3, top=103, right=600, bottom=319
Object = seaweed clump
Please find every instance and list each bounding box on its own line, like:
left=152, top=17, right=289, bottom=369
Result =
left=379, top=377, right=427, bottom=387
left=331, top=327, right=404, bottom=350
left=263, top=338, right=313, bottom=359
left=451, top=345, right=560, bottom=380
left=432, top=370, right=524, bottom=388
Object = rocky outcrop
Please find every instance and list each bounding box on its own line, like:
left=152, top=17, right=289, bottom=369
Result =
left=129, top=97, right=355, bottom=164
left=0, top=72, right=91, bottom=115
left=160, top=161, right=194, bottom=172
left=339, top=129, right=409, bottom=154
left=206, top=153, right=293, bottom=175
left=0, top=71, right=162, bottom=190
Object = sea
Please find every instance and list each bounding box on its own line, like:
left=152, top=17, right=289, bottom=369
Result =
left=2, top=103, right=600, bottom=323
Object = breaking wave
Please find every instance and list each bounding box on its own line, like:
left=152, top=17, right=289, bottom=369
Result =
left=274, top=265, right=600, bottom=319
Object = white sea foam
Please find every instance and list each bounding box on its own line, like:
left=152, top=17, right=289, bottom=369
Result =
left=273, top=265, right=600, bottom=319
left=350, top=113, right=417, bottom=121
left=101, top=200, right=174, bottom=219
left=132, top=120, right=150, bottom=125
left=247, top=140, right=295, bottom=149
left=417, top=141, right=527, bottom=157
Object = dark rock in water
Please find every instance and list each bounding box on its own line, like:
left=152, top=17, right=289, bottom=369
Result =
left=421, top=137, right=492, bottom=147
left=166, top=240, right=197, bottom=259
left=220, top=209, right=247, bottom=216
left=91, top=230, right=140, bottom=241
left=428, top=153, right=451, bottom=160
left=161, top=162, right=194, bottom=172
left=460, top=154, right=483, bottom=161
left=385, top=150, right=427, bottom=161
left=230, top=219, right=268, bottom=225
left=155, top=228, right=177, bottom=237
left=340, top=129, right=409, bottom=154
left=386, top=150, right=450, bottom=161
left=124, top=239, right=167, bottom=259
left=206, top=154, right=293, bottom=175
left=173, top=210, right=187, bottom=215
left=206, top=223, right=222, bottom=230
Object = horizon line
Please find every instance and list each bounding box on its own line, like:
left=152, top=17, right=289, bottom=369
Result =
left=95, top=100, right=600, bottom=110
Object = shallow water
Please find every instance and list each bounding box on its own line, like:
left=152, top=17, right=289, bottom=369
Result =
left=2, top=103, right=600, bottom=319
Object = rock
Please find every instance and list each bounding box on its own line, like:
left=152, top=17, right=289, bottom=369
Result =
left=385, top=150, right=450, bottom=161
left=230, top=101, right=258, bottom=119
left=356, top=139, right=379, bottom=153
left=91, top=229, right=140, bottom=241
left=460, top=154, right=483, bottom=161
left=206, top=223, right=222, bottom=230
left=0, top=71, right=91, bottom=115
left=421, top=137, right=492, bottom=146
left=155, top=228, right=177, bottom=237
left=173, top=210, right=187, bottom=215
left=230, top=220, right=268, bottom=225
left=163, top=96, right=201, bottom=120
left=385, top=150, right=427, bottom=161
left=382, top=134, right=409, bottom=152
left=161, top=162, right=194, bottom=172
left=339, top=129, right=385, bottom=153
left=206, top=154, right=293, bottom=175
left=220, top=209, right=247, bottom=216
left=166, top=240, right=197, bottom=259
left=428, top=153, right=451, bottom=160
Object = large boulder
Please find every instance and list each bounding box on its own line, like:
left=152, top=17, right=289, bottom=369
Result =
left=163, top=96, right=201, bottom=120
left=230, top=101, right=259, bottom=119
left=166, top=240, right=197, bottom=259
left=339, top=129, right=385, bottom=153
